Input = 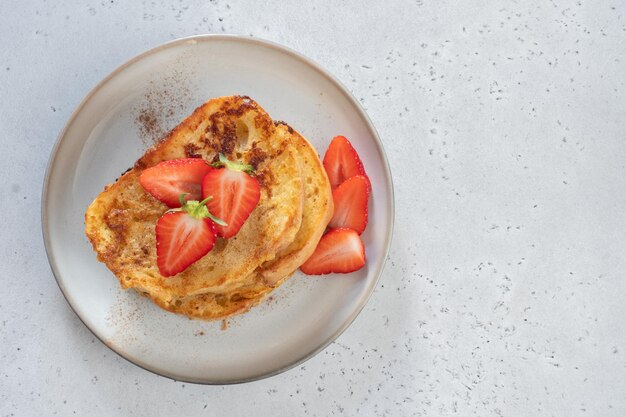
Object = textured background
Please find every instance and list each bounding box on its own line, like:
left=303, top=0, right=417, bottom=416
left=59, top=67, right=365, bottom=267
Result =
left=1, top=1, right=625, bottom=416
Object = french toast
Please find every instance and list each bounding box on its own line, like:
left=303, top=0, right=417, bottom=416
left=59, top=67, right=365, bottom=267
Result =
left=85, top=96, right=334, bottom=320
left=258, top=124, right=334, bottom=286
left=86, top=96, right=304, bottom=305
left=150, top=124, right=334, bottom=320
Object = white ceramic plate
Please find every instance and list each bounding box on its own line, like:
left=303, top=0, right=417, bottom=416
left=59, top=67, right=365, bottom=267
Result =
left=42, top=35, right=393, bottom=384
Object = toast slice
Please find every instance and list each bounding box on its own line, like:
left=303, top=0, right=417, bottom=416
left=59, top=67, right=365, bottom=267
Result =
left=259, top=123, right=333, bottom=286
left=149, top=124, right=333, bottom=320
left=85, top=96, right=304, bottom=305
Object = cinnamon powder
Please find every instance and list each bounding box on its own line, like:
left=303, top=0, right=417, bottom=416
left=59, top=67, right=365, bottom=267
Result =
left=133, top=69, right=193, bottom=148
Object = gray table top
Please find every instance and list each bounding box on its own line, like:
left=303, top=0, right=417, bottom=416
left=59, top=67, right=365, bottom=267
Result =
left=1, top=1, right=624, bottom=416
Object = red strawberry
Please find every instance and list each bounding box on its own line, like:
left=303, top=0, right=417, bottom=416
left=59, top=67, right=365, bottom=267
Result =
left=201, top=153, right=261, bottom=238
left=300, top=228, right=366, bottom=275
left=328, top=175, right=370, bottom=234
left=323, top=135, right=367, bottom=190
left=139, top=158, right=212, bottom=208
left=155, top=196, right=224, bottom=277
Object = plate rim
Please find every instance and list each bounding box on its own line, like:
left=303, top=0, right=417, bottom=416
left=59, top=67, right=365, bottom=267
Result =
left=41, top=33, right=395, bottom=385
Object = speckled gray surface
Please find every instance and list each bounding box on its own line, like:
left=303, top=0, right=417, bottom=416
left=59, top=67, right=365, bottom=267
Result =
left=1, top=0, right=625, bottom=415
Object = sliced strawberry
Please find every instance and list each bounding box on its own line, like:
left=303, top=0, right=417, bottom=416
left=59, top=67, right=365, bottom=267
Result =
left=139, top=158, right=212, bottom=208
left=155, top=196, right=223, bottom=277
left=201, top=154, right=261, bottom=238
left=300, top=228, right=366, bottom=275
left=328, top=175, right=370, bottom=234
left=323, top=135, right=367, bottom=190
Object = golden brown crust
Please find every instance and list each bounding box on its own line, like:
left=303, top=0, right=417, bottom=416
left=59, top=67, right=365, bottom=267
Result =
left=152, top=125, right=334, bottom=320
left=148, top=282, right=273, bottom=320
left=85, top=96, right=303, bottom=307
left=258, top=125, right=334, bottom=286
left=85, top=96, right=333, bottom=321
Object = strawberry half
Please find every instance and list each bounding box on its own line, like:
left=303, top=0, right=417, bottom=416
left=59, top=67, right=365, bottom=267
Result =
left=201, top=153, right=261, bottom=238
left=300, top=228, right=366, bottom=275
left=328, top=175, right=370, bottom=234
left=139, top=158, right=212, bottom=208
left=323, top=135, right=367, bottom=190
left=156, top=195, right=225, bottom=277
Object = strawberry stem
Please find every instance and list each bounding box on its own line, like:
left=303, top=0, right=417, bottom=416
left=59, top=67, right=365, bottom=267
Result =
left=198, top=196, right=213, bottom=206
left=171, top=193, right=227, bottom=226
left=211, top=153, right=254, bottom=174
